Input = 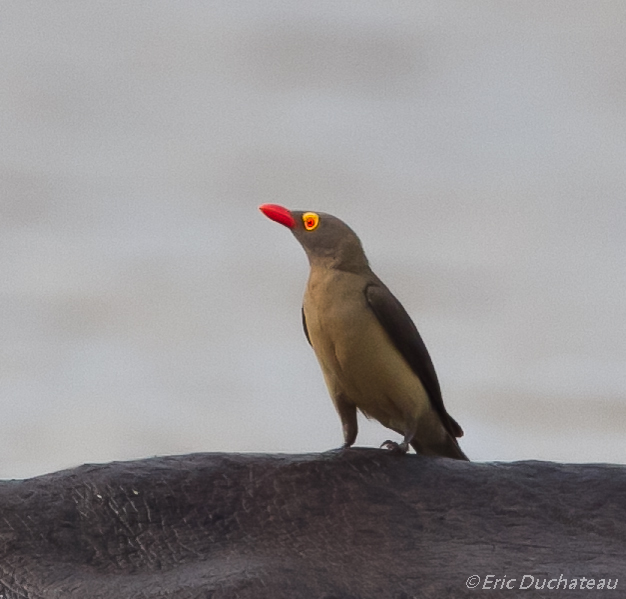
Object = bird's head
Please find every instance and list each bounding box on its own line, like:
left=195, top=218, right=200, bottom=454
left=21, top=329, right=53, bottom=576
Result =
left=259, top=204, right=369, bottom=272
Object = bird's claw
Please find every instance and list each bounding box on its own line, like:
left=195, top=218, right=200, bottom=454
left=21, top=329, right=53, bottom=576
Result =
left=380, top=440, right=408, bottom=455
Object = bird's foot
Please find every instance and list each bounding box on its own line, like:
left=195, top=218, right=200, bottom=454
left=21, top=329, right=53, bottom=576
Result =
left=380, top=440, right=409, bottom=455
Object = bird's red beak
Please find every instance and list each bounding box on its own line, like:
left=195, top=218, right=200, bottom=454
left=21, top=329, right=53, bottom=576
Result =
left=259, top=204, right=296, bottom=229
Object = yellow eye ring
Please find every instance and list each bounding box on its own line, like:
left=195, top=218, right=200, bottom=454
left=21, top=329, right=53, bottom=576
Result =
left=302, top=212, right=319, bottom=231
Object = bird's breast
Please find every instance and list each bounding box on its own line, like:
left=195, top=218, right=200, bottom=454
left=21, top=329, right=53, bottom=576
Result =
left=303, top=269, right=430, bottom=428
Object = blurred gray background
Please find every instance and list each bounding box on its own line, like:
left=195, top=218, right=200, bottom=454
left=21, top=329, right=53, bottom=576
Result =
left=1, top=1, right=625, bottom=479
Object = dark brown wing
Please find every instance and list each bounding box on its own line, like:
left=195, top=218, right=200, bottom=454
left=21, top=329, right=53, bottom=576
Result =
left=365, top=282, right=463, bottom=438
left=302, top=307, right=312, bottom=346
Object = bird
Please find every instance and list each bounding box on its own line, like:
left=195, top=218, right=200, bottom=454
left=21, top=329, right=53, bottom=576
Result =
left=259, top=204, right=468, bottom=460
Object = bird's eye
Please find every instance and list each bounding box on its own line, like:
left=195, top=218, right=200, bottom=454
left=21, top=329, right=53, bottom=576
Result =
left=302, top=212, right=319, bottom=231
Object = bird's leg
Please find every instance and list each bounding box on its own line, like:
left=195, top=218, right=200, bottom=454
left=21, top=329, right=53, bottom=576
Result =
left=380, top=440, right=408, bottom=454
left=381, top=429, right=415, bottom=455
left=334, top=394, right=357, bottom=450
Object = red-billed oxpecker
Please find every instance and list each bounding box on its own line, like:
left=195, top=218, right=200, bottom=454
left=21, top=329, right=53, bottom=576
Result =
left=259, top=204, right=468, bottom=460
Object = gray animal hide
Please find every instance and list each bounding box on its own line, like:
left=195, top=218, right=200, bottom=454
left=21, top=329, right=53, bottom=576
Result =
left=0, top=449, right=624, bottom=598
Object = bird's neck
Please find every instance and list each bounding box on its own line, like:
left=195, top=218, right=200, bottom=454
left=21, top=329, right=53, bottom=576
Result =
left=306, top=250, right=370, bottom=275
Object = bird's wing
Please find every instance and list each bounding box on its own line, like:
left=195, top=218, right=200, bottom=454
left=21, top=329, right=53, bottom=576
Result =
left=365, top=282, right=463, bottom=438
left=302, top=307, right=312, bottom=346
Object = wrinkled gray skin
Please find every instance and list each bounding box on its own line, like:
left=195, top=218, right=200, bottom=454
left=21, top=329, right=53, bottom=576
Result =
left=1, top=450, right=625, bottom=598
